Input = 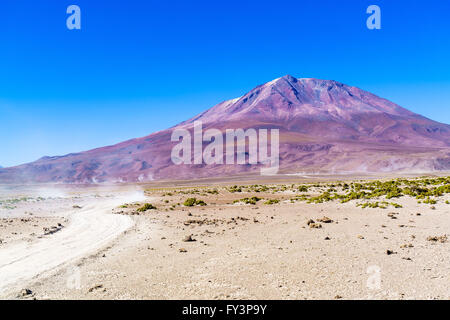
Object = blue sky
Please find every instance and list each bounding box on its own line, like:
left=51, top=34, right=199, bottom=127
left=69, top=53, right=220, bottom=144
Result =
left=1, top=0, right=449, bottom=167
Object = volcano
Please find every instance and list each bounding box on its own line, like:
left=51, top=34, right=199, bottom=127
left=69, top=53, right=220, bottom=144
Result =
left=1, top=75, right=450, bottom=184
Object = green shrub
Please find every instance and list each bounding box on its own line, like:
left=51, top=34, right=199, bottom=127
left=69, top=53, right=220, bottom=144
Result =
left=234, top=197, right=261, bottom=205
left=183, top=198, right=207, bottom=207
left=137, top=203, right=157, bottom=212
left=423, top=197, right=437, bottom=205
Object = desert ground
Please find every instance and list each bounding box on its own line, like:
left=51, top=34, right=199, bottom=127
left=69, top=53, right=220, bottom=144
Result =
left=0, top=174, right=449, bottom=300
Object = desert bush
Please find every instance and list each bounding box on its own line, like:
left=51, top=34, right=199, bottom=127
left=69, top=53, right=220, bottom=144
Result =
left=183, top=198, right=207, bottom=207
left=137, top=203, right=157, bottom=212
left=233, top=197, right=261, bottom=205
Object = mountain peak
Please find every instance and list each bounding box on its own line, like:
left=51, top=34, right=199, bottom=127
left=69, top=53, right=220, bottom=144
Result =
left=263, top=74, right=298, bottom=87
left=280, top=74, right=298, bottom=81
left=186, top=75, right=416, bottom=125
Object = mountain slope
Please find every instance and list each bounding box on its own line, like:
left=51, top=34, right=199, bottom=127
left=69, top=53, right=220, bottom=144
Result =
left=1, top=75, right=450, bottom=184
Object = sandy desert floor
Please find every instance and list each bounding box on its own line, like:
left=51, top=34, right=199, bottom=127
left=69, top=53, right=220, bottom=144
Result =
left=0, top=175, right=449, bottom=300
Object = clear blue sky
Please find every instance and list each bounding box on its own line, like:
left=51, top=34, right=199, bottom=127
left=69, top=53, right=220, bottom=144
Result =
left=1, top=0, right=449, bottom=167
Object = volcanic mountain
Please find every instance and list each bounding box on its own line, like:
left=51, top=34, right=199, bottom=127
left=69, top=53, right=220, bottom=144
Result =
left=1, top=75, right=450, bottom=183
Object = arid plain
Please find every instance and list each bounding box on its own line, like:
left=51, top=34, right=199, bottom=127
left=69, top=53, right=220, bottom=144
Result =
left=1, top=173, right=449, bottom=300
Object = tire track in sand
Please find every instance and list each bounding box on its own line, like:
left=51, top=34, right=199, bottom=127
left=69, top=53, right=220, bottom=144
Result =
left=0, top=192, right=145, bottom=294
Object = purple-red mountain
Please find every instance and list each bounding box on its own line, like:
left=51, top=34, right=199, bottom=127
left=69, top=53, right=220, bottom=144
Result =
left=1, top=75, right=450, bottom=183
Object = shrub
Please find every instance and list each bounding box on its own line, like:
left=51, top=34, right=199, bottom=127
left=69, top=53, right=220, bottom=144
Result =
left=423, top=197, right=437, bottom=205
left=234, top=197, right=261, bottom=205
left=184, top=198, right=197, bottom=206
left=137, top=203, right=157, bottom=212
left=183, top=198, right=207, bottom=207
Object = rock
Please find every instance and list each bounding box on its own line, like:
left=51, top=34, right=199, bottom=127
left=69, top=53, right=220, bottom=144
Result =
left=357, top=235, right=364, bottom=239
left=309, top=223, right=322, bottom=229
left=317, top=216, right=333, bottom=223
left=20, top=288, right=32, bottom=296
left=179, top=248, right=187, bottom=253
left=387, top=213, right=398, bottom=219
left=426, top=235, right=448, bottom=243
left=324, top=236, right=331, bottom=240
left=88, top=285, right=103, bottom=292
left=182, top=235, right=196, bottom=242
left=386, top=250, right=396, bottom=255
left=306, top=219, right=315, bottom=226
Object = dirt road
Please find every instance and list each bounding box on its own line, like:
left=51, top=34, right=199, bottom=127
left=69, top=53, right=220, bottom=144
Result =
left=0, top=192, right=144, bottom=296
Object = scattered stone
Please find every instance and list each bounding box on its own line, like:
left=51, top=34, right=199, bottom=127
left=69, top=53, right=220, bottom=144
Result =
left=179, top=248, right=187, bottom=253
left=426, top=235, right=448, bottom=243
left=20, top=288, right=33, bottom=297
left=182, top=235, right=196, bottom=242
left=88, top=285, right=103, bottom=292
left=309, top=223, right=322, bottom=229
left=334, top=295, right=343, bottom=299
left=400, top=243, right=413, bottom=248
left=73, top=205, right=82, bottom=209
left=387, top=213, right=398, bottom=219
left=317, top=216, right=333, bottom=223
left=402, top=257, right=412, bottom=261
left=357, top=235, right=364, bottom=239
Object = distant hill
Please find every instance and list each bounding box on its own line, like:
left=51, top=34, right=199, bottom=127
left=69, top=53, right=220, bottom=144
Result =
left=1, top=75, right=449, bottom=183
